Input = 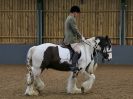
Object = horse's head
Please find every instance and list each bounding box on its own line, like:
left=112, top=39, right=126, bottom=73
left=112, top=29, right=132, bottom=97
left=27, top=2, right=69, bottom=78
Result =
left=95, top=35, right=112, bottom=61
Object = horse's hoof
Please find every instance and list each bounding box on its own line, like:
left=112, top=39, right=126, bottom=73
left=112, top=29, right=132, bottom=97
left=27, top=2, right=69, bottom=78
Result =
left=24, top=92, right=33, bottom=96
left=24, top=93, right=30, bottom=96
left=24, top=90, right=39, bottom=96
left=81, top=87, right=84, bottom=93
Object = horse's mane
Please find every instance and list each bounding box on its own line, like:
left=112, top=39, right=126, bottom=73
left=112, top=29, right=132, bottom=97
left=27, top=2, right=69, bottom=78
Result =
left=85, top=37, right=96, bottom=45
left=86, top=37, right=95, bottom=41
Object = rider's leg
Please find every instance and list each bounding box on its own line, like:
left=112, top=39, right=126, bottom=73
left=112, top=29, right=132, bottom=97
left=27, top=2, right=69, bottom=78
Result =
left=69, top=43, right=81, bottom=72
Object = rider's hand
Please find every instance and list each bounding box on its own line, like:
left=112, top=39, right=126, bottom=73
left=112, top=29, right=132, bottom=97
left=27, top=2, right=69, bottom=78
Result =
left=80, top=36, right=85, bottom=42
left=82, top=36, right=85, bottom=41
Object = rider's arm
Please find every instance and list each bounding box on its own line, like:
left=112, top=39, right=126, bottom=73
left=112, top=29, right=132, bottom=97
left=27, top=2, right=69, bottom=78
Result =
left=69, top=18, right=82, bottom=39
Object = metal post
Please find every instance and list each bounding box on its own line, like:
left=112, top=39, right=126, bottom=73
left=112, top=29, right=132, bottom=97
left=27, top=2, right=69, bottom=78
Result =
left=119, top=0, right=126, bottom=45
left=36, top=0, right=44, bottom=44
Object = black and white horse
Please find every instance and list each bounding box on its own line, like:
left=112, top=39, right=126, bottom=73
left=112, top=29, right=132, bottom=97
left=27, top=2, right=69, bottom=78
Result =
left=25, top=36, right=112, bottom=95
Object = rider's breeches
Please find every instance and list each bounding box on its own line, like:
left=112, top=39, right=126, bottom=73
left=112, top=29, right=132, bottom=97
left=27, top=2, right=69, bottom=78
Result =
left=70, top=43, right=81, bottom=53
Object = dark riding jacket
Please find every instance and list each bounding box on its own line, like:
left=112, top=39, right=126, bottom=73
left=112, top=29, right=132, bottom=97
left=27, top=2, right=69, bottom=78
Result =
left=63, top=15, right=82, bottom=45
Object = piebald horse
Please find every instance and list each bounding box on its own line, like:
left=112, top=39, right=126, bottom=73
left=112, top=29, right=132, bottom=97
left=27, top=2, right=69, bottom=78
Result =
left=25, top=36, right=112, bottom=95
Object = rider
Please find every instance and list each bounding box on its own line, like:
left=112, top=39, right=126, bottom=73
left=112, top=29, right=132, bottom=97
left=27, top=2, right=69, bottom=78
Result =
left=63, top=5, right=83, bottom=72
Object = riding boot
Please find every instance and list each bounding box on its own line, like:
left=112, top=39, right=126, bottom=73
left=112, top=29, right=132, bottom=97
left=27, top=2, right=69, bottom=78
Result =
left=69, top=52, right=80, bottom=72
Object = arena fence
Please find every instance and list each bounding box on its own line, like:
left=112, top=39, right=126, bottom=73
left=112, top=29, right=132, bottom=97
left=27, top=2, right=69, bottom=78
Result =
left=0, top=0, right=133, bottom=45
left=44, top=0, right=120, bottom=44
left=0, top=0, right=37, bottom=44
left=0, top=0, right=133, bottom=65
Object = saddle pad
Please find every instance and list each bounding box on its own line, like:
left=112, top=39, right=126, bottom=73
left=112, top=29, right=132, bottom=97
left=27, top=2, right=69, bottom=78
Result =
left=58, top=46, right=70, bottom=63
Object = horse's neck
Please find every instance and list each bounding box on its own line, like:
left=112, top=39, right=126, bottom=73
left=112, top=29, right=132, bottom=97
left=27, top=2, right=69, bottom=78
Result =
left=86, top=44, right=94, bottom=54
left=82, top=43, right=94, bottom=58
left=85, top=37, right=96, bottom=52
left=87, top=37, right=96, bottom=47
left=80, top=43, right=94, bottom=67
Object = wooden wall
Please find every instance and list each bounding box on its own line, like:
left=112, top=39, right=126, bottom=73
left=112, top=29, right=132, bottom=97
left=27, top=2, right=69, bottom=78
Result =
left=44, top=0, right=120, bottom=45
left=0, top=0, right=37, bottom=44
left=126, top=0, right=133, bottom=45
left=0, top=0, right=133, bottom=45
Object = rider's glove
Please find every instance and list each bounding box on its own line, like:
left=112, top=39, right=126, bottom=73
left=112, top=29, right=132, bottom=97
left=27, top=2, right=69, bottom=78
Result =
left=81, top=36, right=85, bottom=42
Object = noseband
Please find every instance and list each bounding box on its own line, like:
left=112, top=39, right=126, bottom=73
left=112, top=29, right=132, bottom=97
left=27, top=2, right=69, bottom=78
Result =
left=101, top=46, right=112, bottom=60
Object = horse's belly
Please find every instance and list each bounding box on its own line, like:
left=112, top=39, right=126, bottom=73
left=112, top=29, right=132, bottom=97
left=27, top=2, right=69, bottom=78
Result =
left=58, top=46, right=71, bottom=63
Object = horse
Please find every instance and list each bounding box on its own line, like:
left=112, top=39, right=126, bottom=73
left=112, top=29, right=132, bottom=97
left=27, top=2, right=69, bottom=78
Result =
left=24, top=36, right=112, bottom=96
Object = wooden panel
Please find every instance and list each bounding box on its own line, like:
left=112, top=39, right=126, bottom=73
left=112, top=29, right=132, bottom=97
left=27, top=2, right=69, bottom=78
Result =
left=126, top=0, right=133, bottom=45
left=0, top=0, right=37, bottom=44
left=1, top=0, right=133, bottom=45
left=44, top=0, right=120, bottom=45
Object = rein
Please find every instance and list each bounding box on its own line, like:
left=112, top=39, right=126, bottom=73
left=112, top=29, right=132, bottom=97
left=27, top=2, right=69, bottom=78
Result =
left=81, top=40, right=91, bottom=46
left=81, top=40, right=98, bottom=49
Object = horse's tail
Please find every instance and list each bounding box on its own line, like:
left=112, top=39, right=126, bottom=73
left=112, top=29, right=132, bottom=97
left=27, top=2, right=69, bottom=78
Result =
left=26, top=46, right=36, bottom=71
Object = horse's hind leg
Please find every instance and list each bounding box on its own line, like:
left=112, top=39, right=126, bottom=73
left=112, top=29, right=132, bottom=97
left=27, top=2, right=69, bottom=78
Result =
left=67, top=72, right=81, bottom=94
left=81, top=72, right=95, bottom=93
left=34, top=74, right=45, bottom=93
left=25, top=67, right=42, bottom=96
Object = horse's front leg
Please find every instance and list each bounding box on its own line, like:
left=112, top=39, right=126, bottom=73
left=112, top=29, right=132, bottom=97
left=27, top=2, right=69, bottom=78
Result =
left=81, top=72, right=95, bottom=93
left=67, top=72, right=81, bottom=94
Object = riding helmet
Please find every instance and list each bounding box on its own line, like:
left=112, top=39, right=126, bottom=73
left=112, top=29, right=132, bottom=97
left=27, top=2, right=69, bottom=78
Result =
left=70, top=5, right=80, bottom=13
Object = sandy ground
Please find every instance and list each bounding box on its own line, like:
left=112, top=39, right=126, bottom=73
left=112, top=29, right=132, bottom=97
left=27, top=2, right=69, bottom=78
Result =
left=0, top=64, right=133, bottom=99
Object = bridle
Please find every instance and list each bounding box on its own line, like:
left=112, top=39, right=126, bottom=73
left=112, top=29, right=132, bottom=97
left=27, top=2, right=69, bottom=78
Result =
left=82, top=39, right=112, bottom=62
left=100, top=45, right=112, bottom=62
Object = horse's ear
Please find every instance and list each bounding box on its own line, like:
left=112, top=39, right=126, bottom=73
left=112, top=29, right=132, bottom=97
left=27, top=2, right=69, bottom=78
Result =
left=105, top=35, right=108, bottom=40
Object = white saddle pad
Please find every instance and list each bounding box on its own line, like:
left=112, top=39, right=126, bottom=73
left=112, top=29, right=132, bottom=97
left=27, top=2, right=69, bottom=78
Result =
left=58, top=46, right=71, bottom=63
